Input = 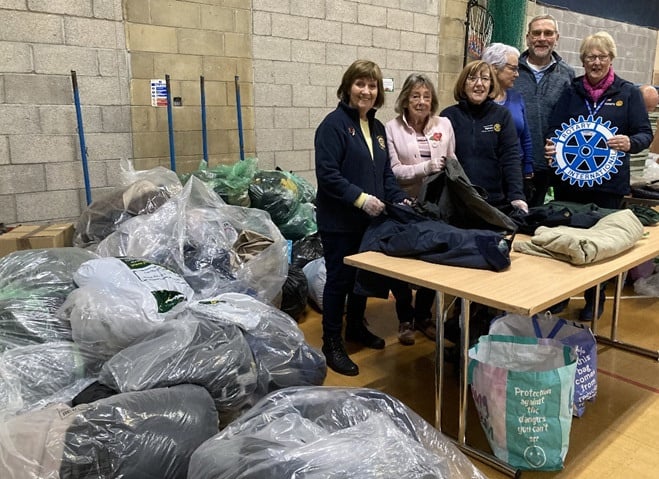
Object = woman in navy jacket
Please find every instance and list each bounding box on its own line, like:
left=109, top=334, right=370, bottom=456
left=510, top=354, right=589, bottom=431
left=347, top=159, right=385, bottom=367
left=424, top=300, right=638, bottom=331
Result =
left=440, top=60, right=528, bottom=214
left=314, top=60, right=408, bottom=376
left=545, top=31, right=653, bottom=320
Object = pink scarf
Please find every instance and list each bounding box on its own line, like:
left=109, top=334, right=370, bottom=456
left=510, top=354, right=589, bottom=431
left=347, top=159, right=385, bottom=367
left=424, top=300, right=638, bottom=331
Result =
left=583, top=66, right=615, bottom=103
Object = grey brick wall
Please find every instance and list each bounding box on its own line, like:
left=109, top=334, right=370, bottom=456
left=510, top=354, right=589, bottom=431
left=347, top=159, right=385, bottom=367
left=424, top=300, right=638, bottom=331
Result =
left=1, top=0, right=657, bottom=226
left=252, top=0, right=442, bottom=185
left=0, top=0, right=130, bottom=224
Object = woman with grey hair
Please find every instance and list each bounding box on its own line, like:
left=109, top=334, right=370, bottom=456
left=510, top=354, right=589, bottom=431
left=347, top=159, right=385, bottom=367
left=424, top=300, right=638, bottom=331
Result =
left=385, top=73, right=456, bottom=345
left=483, top=43, right=535, bottom=197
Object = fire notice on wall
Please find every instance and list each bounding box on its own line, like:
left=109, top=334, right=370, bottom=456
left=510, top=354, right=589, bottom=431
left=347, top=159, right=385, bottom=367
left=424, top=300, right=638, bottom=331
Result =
left=151, top=79, right=168, bottom=107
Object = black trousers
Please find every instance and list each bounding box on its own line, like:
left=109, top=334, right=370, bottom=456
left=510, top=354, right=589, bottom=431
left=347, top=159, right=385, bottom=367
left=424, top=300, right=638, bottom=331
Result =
left=319, top=230, right=367, bottom=341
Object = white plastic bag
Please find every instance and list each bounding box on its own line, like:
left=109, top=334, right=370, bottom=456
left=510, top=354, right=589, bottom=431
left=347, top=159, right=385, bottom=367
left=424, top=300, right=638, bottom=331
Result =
left=59, top=257, right=193, bottom=358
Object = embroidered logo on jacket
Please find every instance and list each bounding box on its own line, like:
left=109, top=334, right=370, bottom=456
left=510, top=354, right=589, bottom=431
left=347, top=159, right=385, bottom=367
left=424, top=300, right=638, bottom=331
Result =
left=481, top=124, right=499, bottom=133
left=377, top=136, right=386, bottom=150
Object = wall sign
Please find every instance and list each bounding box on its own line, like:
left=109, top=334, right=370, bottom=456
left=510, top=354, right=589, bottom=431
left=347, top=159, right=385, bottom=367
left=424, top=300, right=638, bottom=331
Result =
left=151, top=79, right=168, bottom=107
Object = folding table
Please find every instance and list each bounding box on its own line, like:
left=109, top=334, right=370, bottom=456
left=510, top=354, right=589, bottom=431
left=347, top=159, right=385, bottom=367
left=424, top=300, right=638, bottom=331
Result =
left=345, top=227, right=659, bottom=477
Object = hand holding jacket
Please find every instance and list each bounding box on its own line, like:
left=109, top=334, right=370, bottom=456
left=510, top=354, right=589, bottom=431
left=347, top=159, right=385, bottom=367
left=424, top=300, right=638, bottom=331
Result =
left=423, top=156, right=446, bottom=175
left=361, top=194, right=385, bottom=216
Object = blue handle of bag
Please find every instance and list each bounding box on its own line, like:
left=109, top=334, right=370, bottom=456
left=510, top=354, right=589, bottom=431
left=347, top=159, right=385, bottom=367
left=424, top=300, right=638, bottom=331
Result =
left=531, top=315, right=566, bottom=339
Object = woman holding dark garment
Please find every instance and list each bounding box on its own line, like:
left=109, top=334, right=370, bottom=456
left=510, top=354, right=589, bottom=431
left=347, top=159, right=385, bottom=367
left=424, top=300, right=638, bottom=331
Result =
left=314, top=60, right=409, bottom=376
left=385, top=73, right=456, bottom=345
left=440, top=60, right=528, bottom=214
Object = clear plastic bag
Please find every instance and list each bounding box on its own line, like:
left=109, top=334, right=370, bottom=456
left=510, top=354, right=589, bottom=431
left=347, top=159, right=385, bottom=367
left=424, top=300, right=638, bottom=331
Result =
left=188, top=386, right=488, bottom=479
left=634, top=266, right=659, bottom=297
left=95, top=176, right=288, bottom=303
left=0, top=385, right=218, bottom=479
left=74, top=165, right=182, bottom=249
left=0, top=341, right=103, bottom=415
left=0, top=248, right=98, bottom=352
left=98, top=319, right=258, bottom=425
left=183, top=293, right=326, bottom=400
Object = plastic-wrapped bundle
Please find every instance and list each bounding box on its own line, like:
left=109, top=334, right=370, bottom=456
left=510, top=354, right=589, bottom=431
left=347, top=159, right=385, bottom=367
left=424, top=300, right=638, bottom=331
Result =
left=96, top=176, right=288, bottom=303
left=58, top=257, right=194, bottom=359
left=0, top=341, right=104, bottom=414
left=634, top=267, right=659, bottom=296
left=248, top=170, right=301, bottom=225
left=277, top=201, right=317, bottom=241
left=98, top=319, right=258, bottom=425
left=74, top=166, right=182, bottom=248
left=279, top=264, right=308, bottom=321
left=183, top=293, right=326, bottom=401
left=188, top=386, right=488, bottom=479
left=0, top=384, right=218, bottom=479
left=290, top=233, right=323, bottom=269
left=302, top=257, right=326, bottom=312
left=284, top=170, right=316, bottom=204
left=278, top=170, right=317, bottom=240
left=0, top=248, right=98, bottom=351
left=184, top=157, right=259, bottom=207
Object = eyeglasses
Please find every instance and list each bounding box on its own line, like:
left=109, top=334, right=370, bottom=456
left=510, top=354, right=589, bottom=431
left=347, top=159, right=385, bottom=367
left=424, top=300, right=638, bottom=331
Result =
left=584, top=54, right=610, bottom=63
left=504, top=63, right=519, bottom=73
left=466, top=76, right=491, bottom=84
left=530, top=29, right=556, bottom=38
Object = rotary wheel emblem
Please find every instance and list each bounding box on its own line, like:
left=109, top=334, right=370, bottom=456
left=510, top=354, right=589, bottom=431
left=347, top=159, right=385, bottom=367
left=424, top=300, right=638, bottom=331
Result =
left=550, top=115, right=624, bottom=188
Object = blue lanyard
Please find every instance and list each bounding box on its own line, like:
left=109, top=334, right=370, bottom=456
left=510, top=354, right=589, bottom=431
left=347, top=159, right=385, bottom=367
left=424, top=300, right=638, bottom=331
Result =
left=585, top=97, right=607, bottom=117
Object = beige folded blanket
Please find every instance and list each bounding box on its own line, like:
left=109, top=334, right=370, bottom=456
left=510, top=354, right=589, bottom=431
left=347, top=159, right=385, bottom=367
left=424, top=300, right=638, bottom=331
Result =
left=513, top=209, right=645, bottom=264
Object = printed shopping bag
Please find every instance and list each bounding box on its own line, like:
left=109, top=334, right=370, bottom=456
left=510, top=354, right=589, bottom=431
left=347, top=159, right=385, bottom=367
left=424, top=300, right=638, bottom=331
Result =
left=468, top=335, right=577, bottom=471
left=489, top=313, right=597, bottom=417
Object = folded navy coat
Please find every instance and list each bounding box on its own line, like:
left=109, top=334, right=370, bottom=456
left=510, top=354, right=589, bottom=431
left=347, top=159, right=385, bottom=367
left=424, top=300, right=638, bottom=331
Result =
left=355, top=203, right=512, bottom=298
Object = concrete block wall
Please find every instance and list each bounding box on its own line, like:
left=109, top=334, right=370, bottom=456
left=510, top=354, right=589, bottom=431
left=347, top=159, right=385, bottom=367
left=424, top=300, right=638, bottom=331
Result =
left=0, top=0, right=130, bottom=224
left=437, top=0, right=470, bottom=108
left=251, top=0, right=441, bottom=184
left=125, top=0, right=254, bottom=174
left=2, top=0, right=657, bottom=226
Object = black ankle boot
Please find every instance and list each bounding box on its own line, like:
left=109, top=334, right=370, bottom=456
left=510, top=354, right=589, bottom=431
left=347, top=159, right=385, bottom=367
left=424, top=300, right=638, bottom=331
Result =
left=322, top=336, right=359, bottom=376
left=345, top=320, right=385, bottom=349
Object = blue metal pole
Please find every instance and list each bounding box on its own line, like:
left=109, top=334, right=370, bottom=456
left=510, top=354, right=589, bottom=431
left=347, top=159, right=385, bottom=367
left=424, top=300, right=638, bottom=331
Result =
left=200, top=75, right=208, bottom=164
left=234, top=75, right=245, bottom=161
left=70, top=70, right=92, bottom=205
left=165, top=74, right=176, bottom=172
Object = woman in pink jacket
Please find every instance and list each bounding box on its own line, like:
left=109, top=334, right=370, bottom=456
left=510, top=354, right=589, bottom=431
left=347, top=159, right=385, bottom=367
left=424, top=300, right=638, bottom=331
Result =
left=385, top=73, right=456, bottom=345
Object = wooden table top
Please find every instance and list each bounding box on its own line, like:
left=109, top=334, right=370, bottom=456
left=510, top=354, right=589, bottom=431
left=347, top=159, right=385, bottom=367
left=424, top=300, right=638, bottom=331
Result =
left=345, top=228, right=659, bottom=316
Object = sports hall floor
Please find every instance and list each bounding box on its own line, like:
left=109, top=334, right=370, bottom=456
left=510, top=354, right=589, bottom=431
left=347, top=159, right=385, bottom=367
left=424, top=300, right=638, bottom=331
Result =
left=297, top=284, right=659, bottom=478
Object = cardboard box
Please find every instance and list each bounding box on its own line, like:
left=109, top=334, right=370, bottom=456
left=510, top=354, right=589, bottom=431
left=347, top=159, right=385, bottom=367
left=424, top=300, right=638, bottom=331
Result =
left=0, top=223, right=75, bottom=258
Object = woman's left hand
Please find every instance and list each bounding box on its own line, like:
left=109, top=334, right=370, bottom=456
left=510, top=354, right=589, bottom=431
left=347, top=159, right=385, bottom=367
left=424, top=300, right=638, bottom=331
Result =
left=607, top=134, right=631, bottom=152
